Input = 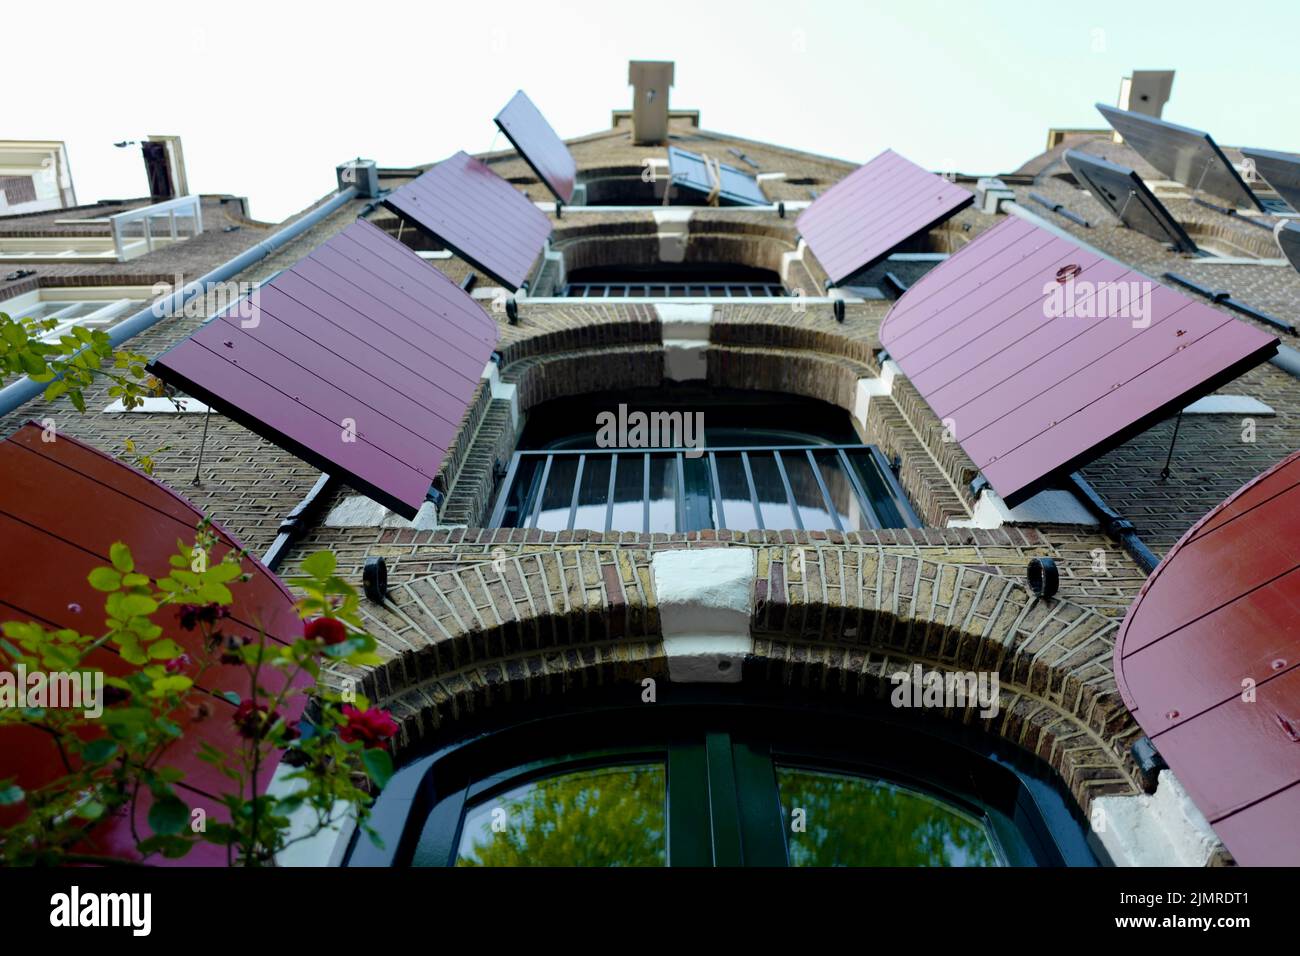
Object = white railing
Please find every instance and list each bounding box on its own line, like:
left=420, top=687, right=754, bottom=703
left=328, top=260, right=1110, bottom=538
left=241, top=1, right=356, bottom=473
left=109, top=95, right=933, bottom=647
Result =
left=109, top=195, right=203, bottom=260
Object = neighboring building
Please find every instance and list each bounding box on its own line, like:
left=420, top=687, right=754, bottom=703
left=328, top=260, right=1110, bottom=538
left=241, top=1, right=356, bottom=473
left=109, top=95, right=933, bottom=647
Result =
left=0, top=140, right=77, bottom=216
left=3, top=64, right=1299, bottom=868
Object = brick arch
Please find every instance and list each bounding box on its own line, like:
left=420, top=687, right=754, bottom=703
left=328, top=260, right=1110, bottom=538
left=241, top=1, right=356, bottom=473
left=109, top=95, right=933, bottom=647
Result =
left=350, top=546, right=1140, bottom=813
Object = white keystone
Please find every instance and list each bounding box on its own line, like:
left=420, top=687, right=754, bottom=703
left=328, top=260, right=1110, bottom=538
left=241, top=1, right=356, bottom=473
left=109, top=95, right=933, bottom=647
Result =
left=652, top=548, right=755, bottom=683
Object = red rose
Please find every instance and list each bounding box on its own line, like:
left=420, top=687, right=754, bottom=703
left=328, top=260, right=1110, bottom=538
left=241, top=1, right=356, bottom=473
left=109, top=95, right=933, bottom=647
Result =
left=339, top=705, right=399, bottom=749
left=305, top=617, right=348, bottom=645
left=164, top=654, right=191, bottom=674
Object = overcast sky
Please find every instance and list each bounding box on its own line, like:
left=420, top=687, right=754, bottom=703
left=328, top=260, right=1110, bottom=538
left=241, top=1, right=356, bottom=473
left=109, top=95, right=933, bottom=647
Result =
left=10, top=0, right=1298, bottom=222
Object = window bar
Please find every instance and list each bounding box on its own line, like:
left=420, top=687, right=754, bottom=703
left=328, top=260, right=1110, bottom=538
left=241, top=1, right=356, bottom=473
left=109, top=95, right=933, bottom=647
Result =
left=487, top=453, right=523, bottom=527
left=527, top=454, right=554, bottom=530
left=740, top=451, right=765, bottom=530
left=623, top=284, right=631, bottom=298
left=604, top=453, right=618, bottom=533
left=836, top=448, right=882, bottom=529
left=805, top=449, right=844, bottom=532
left=707, top=451, right=726, bottom=530
left=772, top=450, right=804, bottom=530
left=566, top=454, right=586, bottom=531
left=869, top=446, right=922, bottom=528
left=675, top=452, right=686, bottom=532
left=642, top=453, right=651, bottom=534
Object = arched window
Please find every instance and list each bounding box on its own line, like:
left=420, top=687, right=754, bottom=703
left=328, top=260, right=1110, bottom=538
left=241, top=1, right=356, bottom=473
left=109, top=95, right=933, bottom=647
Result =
left=346, top=697, right=1097, bottom=867
left=488, top=388, right=920, bottom=532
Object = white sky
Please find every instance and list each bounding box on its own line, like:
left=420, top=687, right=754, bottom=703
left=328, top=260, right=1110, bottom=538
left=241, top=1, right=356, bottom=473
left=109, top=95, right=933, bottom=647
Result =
left=9, top=0, right=1299, bottom=222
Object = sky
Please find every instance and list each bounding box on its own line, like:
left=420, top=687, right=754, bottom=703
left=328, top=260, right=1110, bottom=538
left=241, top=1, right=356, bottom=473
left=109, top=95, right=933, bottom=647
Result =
left=9, top=0, right=1299, bottom=223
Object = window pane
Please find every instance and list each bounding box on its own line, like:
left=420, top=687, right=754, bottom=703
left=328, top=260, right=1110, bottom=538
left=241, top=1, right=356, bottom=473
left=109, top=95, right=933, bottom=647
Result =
left=570, top=455, right=612, bottom=531
left=534, top=456, right=581, bottom=532
left=776, top=767, right=1002, bottom=867
left=812, top=450, right=870, bottom=531
left=844, top=449, right=909, bottom=528
left=645, top=454, right=676, bottom=533
left=747, top=452, right=798, bottom=530
left=455, top=764, right=667, bottom=867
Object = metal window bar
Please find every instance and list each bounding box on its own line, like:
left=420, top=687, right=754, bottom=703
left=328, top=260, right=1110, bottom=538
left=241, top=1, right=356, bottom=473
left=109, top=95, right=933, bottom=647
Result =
left=771, top=450, right=804, bottom=531
left=604, top=453, right=618, bottom=533
left=707, top=451, right=726, bottom=529
left=491, top=444, right=916, bottom=534
left=805, top=449, right=844, bottom=532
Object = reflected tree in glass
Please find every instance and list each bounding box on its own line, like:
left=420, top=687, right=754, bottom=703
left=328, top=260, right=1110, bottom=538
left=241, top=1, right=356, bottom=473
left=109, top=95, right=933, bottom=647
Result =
left=455, top=764, right=666, bottom=867
left=777, top=768, right=1001, bottom=867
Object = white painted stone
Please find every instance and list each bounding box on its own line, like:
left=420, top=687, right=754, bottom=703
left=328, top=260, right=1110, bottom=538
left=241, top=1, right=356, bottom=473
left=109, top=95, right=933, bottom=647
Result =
left=482, top=360, right=520, bottom=433
left=652, top=208, right=693, bottom=263
left=657, top=303, right=712, bottom=381
left=543, top=245, right=567, bottom=289
left=381, top=500, right=442, bottom=531
left=328, top=496, right=452, bottom=531
left=851, top=361, right=902, bottom=429
left=102, top=396, right=210, bottom=414
left=1181, top=394, right=1274, bottom=415
left=652, top=548, right=755, bottom=683
left=948, top=488, right=1097, bottom=529
left=267, top=761, right=356, bottom=867
left=1092, top=771, right=1224, bottom=867
left=779, top=238, right=807, bottom=286
left=325, top=495, right=388, bottom=528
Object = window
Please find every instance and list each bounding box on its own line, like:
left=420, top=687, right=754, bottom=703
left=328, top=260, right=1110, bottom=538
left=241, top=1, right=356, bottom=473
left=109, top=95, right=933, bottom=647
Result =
left=489, top=390, right=919, bottom=532
left=0, top=286, right=156, bottom=341
left=348, top=701, right=1097, bottom=867
left=562, top=263, right=785, bottom=298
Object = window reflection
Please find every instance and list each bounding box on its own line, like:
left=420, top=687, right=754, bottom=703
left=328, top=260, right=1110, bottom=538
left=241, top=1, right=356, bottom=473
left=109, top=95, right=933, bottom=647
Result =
left=455, top=764, right=667, bottom=867
left=776, top=767, right=1002, bottom=867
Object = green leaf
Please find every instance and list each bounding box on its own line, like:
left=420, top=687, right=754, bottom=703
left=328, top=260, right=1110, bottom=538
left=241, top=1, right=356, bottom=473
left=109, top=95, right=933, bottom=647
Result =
left=81, top=739, right=119, bottom=764
left=299, top=551, right=337, bottom=578
left=362, top=748, right=394, bottom=788
left=147, top=639, right=184, bottom=660
left=88, top=567, right=122, bottom=591
left=109, top=542, right=134, bottom=573
left=147, top=794, right=190, bottom=835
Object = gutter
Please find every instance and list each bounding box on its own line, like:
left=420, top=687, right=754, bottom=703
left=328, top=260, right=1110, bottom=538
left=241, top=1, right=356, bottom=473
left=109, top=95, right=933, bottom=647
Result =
left=0, top=186, right=360, bottom=417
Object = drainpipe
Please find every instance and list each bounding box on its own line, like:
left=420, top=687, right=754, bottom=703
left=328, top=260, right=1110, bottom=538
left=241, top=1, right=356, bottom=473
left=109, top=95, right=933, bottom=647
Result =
left=0, top=186, right=360, bottom=417
left=1068, top=472, right=1161, bottom=574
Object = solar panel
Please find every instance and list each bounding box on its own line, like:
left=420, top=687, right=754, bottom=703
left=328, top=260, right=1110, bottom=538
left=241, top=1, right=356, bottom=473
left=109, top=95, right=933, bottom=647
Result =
left=149, top=219, right=500, bottom=518
left=1241, top=147, right=1300, bottom=213
left=666, top=146, right=768, bottom=206
left=1277, top=220, right=1300, bottom=273
left=1063, top=149, right=1198, bottom=253
left=381, top=150, right=552, bottom=291
left=0, top=421, right=304, bottom=863
left=494, top=90, right=576, bottom=204
left=1096, top=104, right=1263, bottom=212
left=1115, top=450, right=1300, bottom=865
left=795, top=149, right=973, bottom=286
left=879, top=216, right=1278, bottom=506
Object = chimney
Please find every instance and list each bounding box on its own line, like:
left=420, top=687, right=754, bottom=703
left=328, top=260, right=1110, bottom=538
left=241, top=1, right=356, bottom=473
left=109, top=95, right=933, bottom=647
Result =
left=628, top=60, right=674, bottom=145
left=141, top=135, right=189, bottom=201
left=1114, top=71, right=1174, bottom=142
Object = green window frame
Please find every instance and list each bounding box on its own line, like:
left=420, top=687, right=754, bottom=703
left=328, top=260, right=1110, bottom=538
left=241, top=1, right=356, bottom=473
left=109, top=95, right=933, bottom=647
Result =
left=346, top=700, right=1097, bottom=868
